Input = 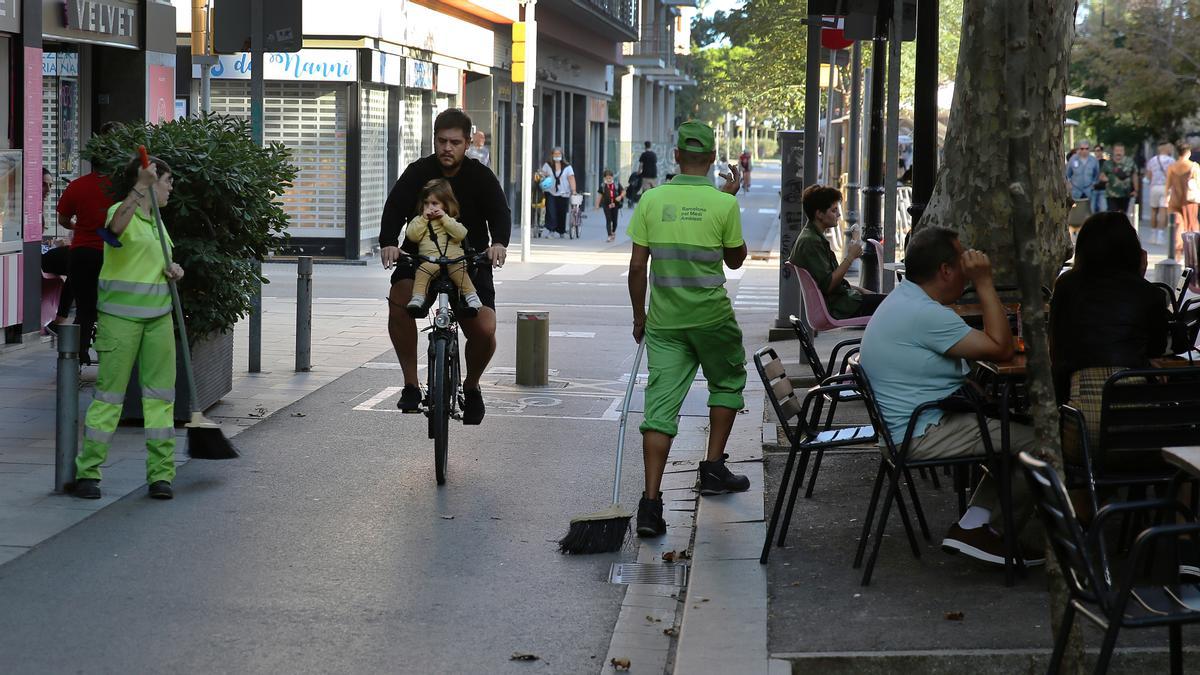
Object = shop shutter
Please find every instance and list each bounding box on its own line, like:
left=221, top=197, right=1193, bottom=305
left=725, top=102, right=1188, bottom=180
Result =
left=402, top=90, right=423, bottom=168
left=360, top=85, right=388, bottom=242
left=209, top=80, right=348, bottom=237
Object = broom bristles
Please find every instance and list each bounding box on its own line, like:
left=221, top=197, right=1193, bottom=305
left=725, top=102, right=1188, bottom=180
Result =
left=558, top=505, right=632, bottom=555
left=186, top=426, right=239, bottom=460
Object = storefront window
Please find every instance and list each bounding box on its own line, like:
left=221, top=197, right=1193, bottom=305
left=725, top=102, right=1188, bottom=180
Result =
left=0, top=150, right=23, bottom=253
left=42, top=48, right=80, bottom=236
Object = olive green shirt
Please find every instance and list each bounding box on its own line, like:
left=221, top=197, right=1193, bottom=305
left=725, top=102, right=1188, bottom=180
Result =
left=789, top=223, right=862, bottom=319
left=1101, top=156, right=1137, bottom=199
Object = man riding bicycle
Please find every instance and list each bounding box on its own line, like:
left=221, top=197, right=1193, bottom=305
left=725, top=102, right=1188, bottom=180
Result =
left=379, top=109, right=511, bottom=424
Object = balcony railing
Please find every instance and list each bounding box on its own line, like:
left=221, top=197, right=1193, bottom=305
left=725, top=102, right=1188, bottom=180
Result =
left=580, top=0, right=637, bottom=32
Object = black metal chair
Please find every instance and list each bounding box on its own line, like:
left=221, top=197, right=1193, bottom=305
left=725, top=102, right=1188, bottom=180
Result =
left=849, top=357, right=1024, bottom=586
left=1061, top=367, right=1200, bottom=572
left=1020, top=451, right=1200, bottom=675
left=755, top=346, right=877, bottom=564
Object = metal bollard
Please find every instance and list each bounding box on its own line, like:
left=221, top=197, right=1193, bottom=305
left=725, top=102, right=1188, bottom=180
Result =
left=249, top=259, right=262, bottom=373
left=515, top=311, right=549, bottom=386
left=55, top=325, right=80, bottom=493
left=1156, top=214, right=1183, bottom=284
left=296, top=256, right=312, bottom=372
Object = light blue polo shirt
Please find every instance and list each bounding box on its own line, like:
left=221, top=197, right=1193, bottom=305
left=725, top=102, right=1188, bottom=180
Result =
left=859, top=280, right=972, bottom=442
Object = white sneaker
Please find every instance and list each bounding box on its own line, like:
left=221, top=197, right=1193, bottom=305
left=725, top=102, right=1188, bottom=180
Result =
left=463, top=292, right=482, bottom=310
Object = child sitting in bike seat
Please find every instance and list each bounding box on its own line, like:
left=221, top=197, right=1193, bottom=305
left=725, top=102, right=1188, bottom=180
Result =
left=405, top=179, right=483, bottom=319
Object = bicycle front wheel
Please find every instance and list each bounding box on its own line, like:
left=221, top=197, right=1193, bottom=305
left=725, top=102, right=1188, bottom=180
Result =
left=431, top=337, right=450, bottom=485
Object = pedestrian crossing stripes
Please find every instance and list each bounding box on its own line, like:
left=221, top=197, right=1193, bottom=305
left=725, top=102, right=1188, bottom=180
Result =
left=545, top=263, right=601, bottom=276
left=757, top=208, right=778, bottom=215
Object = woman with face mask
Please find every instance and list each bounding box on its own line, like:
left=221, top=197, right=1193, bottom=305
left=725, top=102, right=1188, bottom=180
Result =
left=539, top=147, right=576, bottom=238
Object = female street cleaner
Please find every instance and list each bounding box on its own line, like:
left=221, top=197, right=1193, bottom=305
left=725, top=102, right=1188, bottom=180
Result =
left=74, top=155, right=183, bottom=501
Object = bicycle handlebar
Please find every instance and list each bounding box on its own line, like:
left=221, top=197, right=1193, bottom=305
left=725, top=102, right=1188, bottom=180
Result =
left=403, top=250, right=491, bottom=266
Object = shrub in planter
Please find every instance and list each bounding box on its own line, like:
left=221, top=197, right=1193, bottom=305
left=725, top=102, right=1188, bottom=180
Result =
left=82, top=115, right=297, bottom=343
left=82, top=116, right=296, bottom=417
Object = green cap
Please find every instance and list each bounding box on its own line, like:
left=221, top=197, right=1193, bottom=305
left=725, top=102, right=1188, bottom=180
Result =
left=676, top=121, right=716, bottom=153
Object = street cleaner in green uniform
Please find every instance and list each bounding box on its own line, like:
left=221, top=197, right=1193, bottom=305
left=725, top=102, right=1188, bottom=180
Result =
left=627, top=121, right=749, bottom=537
left=74, top=156, right=183, bottom=501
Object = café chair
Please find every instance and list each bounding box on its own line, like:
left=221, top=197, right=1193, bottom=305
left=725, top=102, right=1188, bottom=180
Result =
left=1020, top=451, right=1200, bottom=675
left=786, top=262, right=870, bottom=335
left=1183, top=232, right=1200, bottom=295
left=755, top=347, right=876, bottom=564
left=850, top=357, right=1024, bottom=586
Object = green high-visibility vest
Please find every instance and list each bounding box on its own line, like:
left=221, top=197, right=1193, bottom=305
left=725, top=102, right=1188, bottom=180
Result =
left=97, top=202, right=174, bottom=320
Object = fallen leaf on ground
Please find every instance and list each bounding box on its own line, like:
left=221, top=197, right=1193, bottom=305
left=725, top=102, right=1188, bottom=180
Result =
left=439, top=515, right=455, bottom=520
left=490, top=516, right=503, bottom=520
left=611, top=657, right=631, bottom=670
left=662, top=551, right=676, bottom=562
left=789, top=581, right=801, bottom=587
left=645, top=614, right=661, bottom=623
left=700, top=597, right=710, bottom=602
left=663, top=627, right=678, bottom=637
left=677, top=550, right=691, bottom=559
left=290, top=412, right=306, bottom=417
left=944, top=611, right=965, bottom=621
left=510, top=652, right=539, bottom=661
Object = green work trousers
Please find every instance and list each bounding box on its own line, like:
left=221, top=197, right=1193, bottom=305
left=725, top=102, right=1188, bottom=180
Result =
left=77, top=311, right=177, bottom=483
left=639, top=319, right=747, bottom=438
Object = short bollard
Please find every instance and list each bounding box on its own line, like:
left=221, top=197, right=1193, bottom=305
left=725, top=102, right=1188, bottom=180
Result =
left=296, top=256, right=313, bottom=372
left=1156, top=214, right=1183, bottom=285
left=55, top=324, right=80, bottom=493
left=515, top=311, right=549, bottom=386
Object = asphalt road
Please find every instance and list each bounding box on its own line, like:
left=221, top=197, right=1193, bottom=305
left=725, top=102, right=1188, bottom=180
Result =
left=0, top=164, right=784, bottom=673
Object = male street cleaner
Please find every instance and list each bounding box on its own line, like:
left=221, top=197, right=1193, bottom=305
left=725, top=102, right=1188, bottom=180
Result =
left=627, top=121, right=749, bottom=537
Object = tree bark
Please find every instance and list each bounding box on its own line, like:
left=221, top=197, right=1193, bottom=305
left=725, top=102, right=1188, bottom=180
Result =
left=922, top=1, right=1082, bottom=672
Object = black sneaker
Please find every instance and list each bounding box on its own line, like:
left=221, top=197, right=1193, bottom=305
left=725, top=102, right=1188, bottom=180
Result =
left=148, top=481, right=174, bottom=500
left=462, top=388, right=485, bottom=425
left=397, top=385, right=423, bottom=412
left=942, top=524, right=1045, bottom=566
left=698, top=454, right=751, bottom=495
left=73, top=478, right=101, bottom=500
left=636, top=494, right=667, bottom=538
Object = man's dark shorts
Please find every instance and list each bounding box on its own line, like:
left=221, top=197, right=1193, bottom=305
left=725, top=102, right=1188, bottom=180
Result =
left=390, top=257, right=497, bottom=310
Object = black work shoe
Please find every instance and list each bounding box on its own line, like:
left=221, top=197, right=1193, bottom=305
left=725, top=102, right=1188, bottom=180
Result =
left=397, top=385, right=423, bottom=412
left=74, top=478, right=101, bottom=500
left=148, top=481, right=174, bottom=500
left=698, top=454, right=751, bottom=495
left=462, top=388, right=485, bottom=425
left=636, top=494, right=667, bottom=538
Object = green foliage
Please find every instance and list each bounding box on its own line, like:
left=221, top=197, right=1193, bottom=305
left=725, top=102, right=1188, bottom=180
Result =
left=82, top=115, right=297, bottom=342
left=1072, top=1, right=1200, bottom=142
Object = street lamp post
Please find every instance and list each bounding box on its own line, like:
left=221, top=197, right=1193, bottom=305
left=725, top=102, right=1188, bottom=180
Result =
left=518, top=0, right=537, bottom=263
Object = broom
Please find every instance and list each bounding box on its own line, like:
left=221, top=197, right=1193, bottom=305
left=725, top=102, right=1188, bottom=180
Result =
left=139, top=146, right=239, bottom=460
left=557, top=338, right=644, bottom=554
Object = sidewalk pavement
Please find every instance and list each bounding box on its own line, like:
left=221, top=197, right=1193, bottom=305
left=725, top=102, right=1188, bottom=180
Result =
left=0, top=296, right=394, bottom=567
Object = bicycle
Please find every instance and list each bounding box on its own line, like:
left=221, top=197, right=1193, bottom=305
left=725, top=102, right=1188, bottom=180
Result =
left=404, top=249, right=490, bottom=485
left=568, top=192, right=590, bottom=239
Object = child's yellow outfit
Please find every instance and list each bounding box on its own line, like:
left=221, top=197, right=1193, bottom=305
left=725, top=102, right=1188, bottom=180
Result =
left=405, top=213, right=482, bottom=317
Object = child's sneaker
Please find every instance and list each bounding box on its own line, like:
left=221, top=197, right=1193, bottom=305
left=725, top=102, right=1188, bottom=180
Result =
left=406, top=296, right=428, bottom=319
left=461, top=292, right=482, bottom=318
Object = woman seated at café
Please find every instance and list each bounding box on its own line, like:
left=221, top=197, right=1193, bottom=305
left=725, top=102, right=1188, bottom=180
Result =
left=1050, top=211, right=1169, bottom=472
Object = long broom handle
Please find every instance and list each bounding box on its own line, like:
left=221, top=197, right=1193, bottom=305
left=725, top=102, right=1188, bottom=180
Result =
left=139, top=148, right=202, bottom=414
left=612, top=338, right=645, bottom=506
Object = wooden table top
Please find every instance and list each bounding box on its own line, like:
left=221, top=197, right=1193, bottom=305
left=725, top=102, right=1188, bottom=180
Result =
left=1163, top=446, right=1200, bottom=476
left=951, top=302, right=1021, bottom=318
left=976, top=354, right=1028, bottom=377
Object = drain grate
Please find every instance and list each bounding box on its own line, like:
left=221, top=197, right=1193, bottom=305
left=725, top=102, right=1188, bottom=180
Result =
left=608, top=562, right=689, bottom=586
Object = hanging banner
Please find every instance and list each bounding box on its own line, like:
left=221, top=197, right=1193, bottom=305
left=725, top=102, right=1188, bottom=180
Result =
left=195, top=49, right=358, bottom=82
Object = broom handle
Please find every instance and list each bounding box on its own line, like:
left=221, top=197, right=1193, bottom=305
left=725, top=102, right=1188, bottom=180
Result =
left=140, top=149, right=202, bottom=415
left=612, top=338, right=645, bottom=506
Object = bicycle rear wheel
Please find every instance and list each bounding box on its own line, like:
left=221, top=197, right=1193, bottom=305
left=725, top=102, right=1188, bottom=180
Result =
left=431, top=337, right=450, bottom=485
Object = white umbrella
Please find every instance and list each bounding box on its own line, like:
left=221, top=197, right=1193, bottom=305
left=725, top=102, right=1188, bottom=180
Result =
left=936, top=83, right=1107, bottom=112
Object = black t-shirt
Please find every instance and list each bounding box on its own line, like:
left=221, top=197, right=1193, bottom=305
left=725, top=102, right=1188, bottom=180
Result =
left=379, top=155, right=511, bottom=253
left=638, top=150, right=658, bottom=178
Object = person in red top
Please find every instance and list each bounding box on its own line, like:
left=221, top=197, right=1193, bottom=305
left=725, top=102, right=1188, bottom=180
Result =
left=56, top=124, right=118, bottom=362
left=739, top=149, right=751, bottom=189
left=594, top=169, right=625, bottom=242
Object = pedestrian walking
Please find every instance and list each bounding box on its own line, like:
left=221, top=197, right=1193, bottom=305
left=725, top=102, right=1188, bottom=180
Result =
left=465, top=130, right=490, bottom=168
left=539, top=147, right=576, bottom=238
left=74, top=155, right=184, bottom=501
left=1146, top=140, right=1175, bottom=245
left=1065, top=139, right=1099, bottom=240
left=1101, top=143, right=1138, bottom=216
left=638, top=141, right=659, bottom=191
left=56, top=124, right=119, bottom=364
left=379, top=109, right=509, bottom=423
left=739, top=149, right=752, bottom=189
left=1092, top=145, right=1109, bottom=213
left=1165, top=140, right=1200, bottom=257
left=626, top=120, right=747, bottom=538
left=594, top=169, right=624, bottom=242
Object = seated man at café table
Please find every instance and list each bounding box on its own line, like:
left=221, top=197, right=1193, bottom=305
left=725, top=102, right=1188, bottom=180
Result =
left=860, top=226, right=1043, bottom=566
left=788, top=185, right=885, bottom=319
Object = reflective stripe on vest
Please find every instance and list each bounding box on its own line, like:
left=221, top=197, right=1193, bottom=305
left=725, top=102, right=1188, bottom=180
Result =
left=648, top=244, right=725, bottom=289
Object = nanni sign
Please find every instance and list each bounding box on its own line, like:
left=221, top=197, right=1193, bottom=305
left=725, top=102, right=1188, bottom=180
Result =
left=65, top=0, right=136, bottom=37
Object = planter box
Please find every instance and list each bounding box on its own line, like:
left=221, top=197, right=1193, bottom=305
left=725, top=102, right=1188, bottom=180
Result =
left=121, top=330, right=234, bottom=422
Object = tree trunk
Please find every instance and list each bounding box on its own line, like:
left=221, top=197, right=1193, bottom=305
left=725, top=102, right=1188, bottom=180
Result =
left=921, top=1, right=1082, bottom=672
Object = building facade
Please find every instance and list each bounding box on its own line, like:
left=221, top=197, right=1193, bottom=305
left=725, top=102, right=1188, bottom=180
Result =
left=3, top=0, right=178, bottom=343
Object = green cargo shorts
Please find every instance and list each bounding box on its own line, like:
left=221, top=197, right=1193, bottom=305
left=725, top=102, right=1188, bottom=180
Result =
left=639, top=320, right=746, bottom=438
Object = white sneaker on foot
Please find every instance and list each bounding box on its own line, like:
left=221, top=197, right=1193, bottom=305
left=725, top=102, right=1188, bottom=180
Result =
left=464, top=292, right=482, bottom=310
